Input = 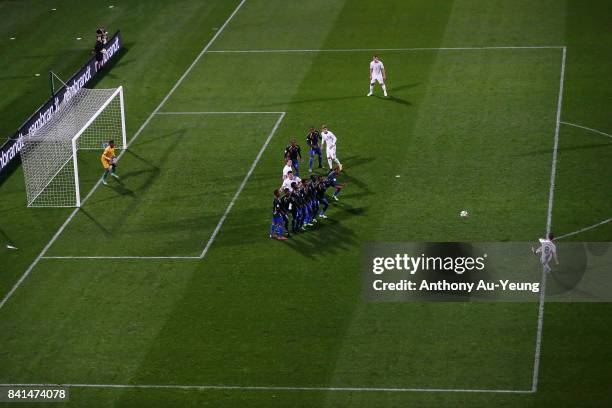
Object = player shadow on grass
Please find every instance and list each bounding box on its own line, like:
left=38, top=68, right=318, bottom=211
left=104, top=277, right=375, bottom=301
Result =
left=91, top=130, right=188, bottom=231
left=259, top=94, right=365, bottom=108
left=389, top=82, right=421, bottom=93
left=107, top=179, right=135, bottom=198
left=0, top=224, right=17, bottom=246
left=340, top=155, right=376, bottom=170
left=373, top=94, right=411, bottom=106
left=284, top=207, right=365, bottom=257
left=78, top=208, right=113, bottom=236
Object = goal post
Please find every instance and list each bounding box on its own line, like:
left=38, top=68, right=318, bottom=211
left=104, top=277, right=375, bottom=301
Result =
left=20, top=86, right=127, bottom=208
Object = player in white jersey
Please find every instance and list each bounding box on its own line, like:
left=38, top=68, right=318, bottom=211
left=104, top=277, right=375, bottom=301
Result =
left=368, top=55, right=388, bottom=97
left=320, top=125, right=342, bottom=171
left=282, top=159, right=293, bottom=180
left=532, top=233, right=559, bottom=273
left=281, top=171, right=301, bottom=192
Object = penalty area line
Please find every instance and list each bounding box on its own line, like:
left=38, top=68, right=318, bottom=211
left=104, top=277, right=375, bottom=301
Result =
left=41, top=111, right=286, bottom=261
left=156, top=111, right=285, bottom=115
left=555, top=217, right=612, bottom=241
left=207, top=45, right=565, bottom=53
left=0, top=383, right=534, bottom=394
left=531, top=45, right=566, bottom=394
left=560, top=121, right=612, bottom=139
left=41, top=256, right=199, bottom=260
left=198, top=112, right=286, bottom=259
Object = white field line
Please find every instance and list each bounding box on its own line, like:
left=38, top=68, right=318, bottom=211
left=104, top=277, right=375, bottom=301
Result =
left=208, top=46, right=564, bottom=53
left=42, top=256, right=199, bottom=260
left=0, top=383, right=533, bottom=394
left=0, top=0, right=247, bottom=311
left=2, top=35, right=567, bottom=394
left=560, top=121, right=612, bottom=139
left=531, top=46, right=567, bottom=394
left=199, top=112, right=285, bottom=258
left=156, top=111, right=284, bottom=115
left=40, top=111, right=286, bottom=261
left=554, top=217, right=612, bottom=241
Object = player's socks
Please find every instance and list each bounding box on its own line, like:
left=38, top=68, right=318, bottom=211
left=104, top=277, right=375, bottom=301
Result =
left=270, top=224, right=277, bottom=237
left=327, top=158, right=333, bottom=169
left=309, top=156, right=314, bottom=171
left=367, top=84, right=373, bottom=96
left=277, top=225, right=283, bottom=236
left=382, top=84, right=388, bottom=96
left=318, top=156, right=322, bottom=168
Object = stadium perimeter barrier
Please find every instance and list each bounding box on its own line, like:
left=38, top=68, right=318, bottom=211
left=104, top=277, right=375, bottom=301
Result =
left=0, top=31, right=124, bottom=177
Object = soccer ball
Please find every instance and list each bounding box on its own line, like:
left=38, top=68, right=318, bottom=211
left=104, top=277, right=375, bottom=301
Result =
left=460, top=210, right=469, bottom=218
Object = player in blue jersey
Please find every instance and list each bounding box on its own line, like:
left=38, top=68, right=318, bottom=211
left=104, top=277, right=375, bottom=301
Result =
left=306, top=127, right=323, bottom=173
left=280, top=188, right=292, bottom=238
left=300, top=180, right=316, bottom=227
left=270, top=189, right=287, bottom=240
left=309, top=175, right=320, bottom=218
left=291, top=181, right=307, bottom=232
left=315, top=176, right=330, bottom=219
left=284, top=138, right=302, bottom=177
left=325, top=167, right=346, bottom=201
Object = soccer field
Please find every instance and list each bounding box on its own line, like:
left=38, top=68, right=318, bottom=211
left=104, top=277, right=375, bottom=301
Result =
left=0, top=0, right=611, bottom=407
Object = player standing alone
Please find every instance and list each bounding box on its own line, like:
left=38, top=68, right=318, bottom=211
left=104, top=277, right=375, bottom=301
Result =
left=367, top=55, right=388, bottom=97
left=321, top=126, right=342, bottom=171
left=101, top=140, right=120, bottom=185
left=533, top=233, right=559, bottom=274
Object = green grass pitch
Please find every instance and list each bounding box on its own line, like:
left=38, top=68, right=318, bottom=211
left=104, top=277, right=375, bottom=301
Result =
left=0, top=0, right=611, bottom=407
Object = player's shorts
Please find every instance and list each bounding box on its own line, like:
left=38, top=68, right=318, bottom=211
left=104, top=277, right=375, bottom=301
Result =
left=101, top=158, right=111, bottom=169
left=540, top=254, right=553, bottom=266
left=371, top=75, right=384, bottom=84
left=326, top=145, right=337, bottom=159
left=309, top=146, right=322, bottom=156
left=272, top=215, right=283, bottom=224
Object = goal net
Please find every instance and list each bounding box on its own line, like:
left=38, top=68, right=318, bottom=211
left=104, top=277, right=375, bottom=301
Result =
left=20, top=87, right=127, bottom=207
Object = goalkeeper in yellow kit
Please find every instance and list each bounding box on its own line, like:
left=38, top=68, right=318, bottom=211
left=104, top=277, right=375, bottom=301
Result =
left=101, top=140, right=120, bottom=185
